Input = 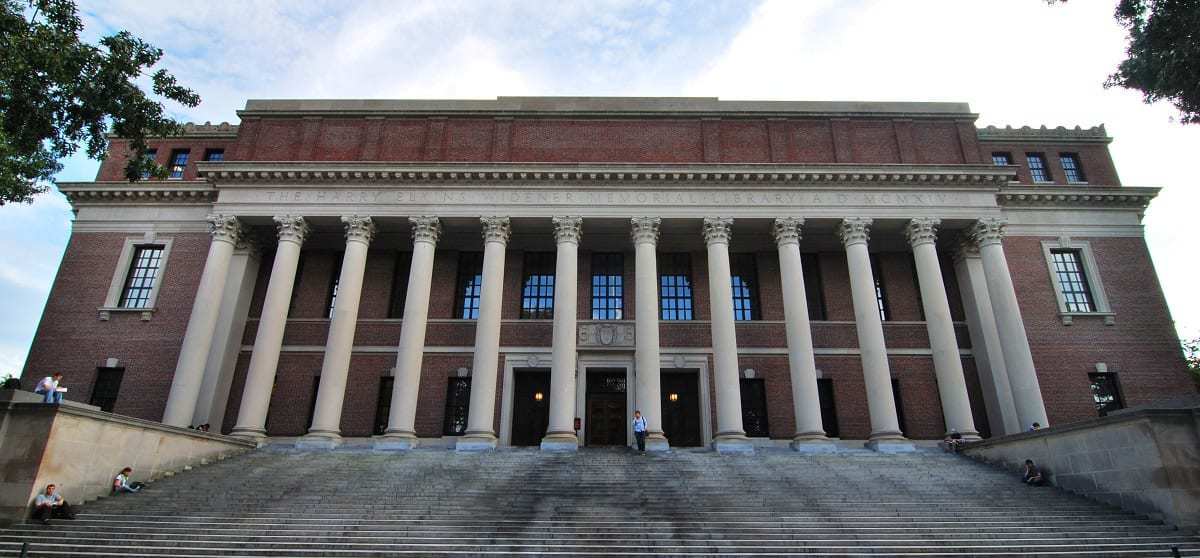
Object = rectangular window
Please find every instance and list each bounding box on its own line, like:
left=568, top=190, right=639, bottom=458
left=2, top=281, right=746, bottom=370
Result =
left=740, top=378, right=769, bottom=437
left=802, top=253, right=826, bottom=321
left=118, top=245, right=165, bottom=308
left=591, top=253, right=624, bottom=320
left=443, top=377, right=472, bottom=436
left=520, top=252, right=556, bottom=319
left=203, top=148, right=224, bottom=162
left=388, top=252, right=412, bottom=319
left=140, top=149, right=157, bottom=179
left=88, top=367, right=124, bottom=413
left=658, top=253, right=694, bottom=321
left=326, top=252, right=343, bottom=319
left=1089, top=372, right=1124, bottom=416
left=991, top=152, right=1012, bottom=166
left=1060, top=153, right=1086, bottom=183
left=454, top=252, right=484, bottom=319
left=373, top=377, right=394, bottom=435
left=1027, top=153, right=1051, bottom=182
left=730, top=253, right=761, bottom=321
left=892, top=378, right=906, bottom=436
left=1050, top=249, right=1097, bottom=312
left=168, top=149, right=189, bottom=179
left=870, top=254, right=890, bottom=321
left=817, top=378, right=839, bottom=438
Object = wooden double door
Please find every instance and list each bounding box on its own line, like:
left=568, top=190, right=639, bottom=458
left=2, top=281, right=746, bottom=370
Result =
left=585, top=370, right=627, bottom=446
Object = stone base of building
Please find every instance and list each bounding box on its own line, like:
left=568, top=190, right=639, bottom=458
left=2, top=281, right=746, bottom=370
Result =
left=645, top=433, right=670, bottom=452
left=295, top=431, right=342, bottom=450
left=456, top=432, right=498, bottom=452
left=865, top=435, right=917, bottom=453
left=229, top=428, right=269, bottom=447
left=712, top=433, right=754, bottom=454
left=790, top=435, right=838, bottom=453
left=374, top=431, right=419, bottom=450
left=540, top=432, right=579, bottom=452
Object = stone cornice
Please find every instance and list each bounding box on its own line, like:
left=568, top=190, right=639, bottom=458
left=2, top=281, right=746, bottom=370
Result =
left=977, top=124, right=1111, bottom=144
left=997, top=186, right=1158, bottom=209
left=58, top=182, right=217, bottom=204
left=105, top=122, right=239, bottom=140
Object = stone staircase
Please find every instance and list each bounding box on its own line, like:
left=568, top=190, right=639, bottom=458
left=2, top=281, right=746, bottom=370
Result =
left=1, top=446, right=1197, bottom=556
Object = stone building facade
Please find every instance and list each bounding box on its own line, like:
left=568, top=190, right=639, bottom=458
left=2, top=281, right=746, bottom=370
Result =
left=23, top=97, right=1193, bottom=451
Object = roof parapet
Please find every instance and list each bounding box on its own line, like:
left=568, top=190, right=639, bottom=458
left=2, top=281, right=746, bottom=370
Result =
left=978, top=124, right=1110, bottom=144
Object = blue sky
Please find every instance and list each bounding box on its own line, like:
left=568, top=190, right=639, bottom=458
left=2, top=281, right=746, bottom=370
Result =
left=2, top=0, right=1198, bottom=376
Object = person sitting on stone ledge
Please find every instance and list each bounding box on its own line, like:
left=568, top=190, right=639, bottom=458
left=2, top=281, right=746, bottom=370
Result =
left=112, top=467, right=144, bottom=494
left=942, top=430, right=964, bottom=452
left=33, top=372, right=65, bottom=404
left=31, top=484, right=76, bottom=525
left=1022, top=459, right=1045, bottom=486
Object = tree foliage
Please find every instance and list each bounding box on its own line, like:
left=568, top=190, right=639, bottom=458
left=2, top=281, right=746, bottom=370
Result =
left=0, top=0, right=199, bottom=205
left=1184, top=337, right=1200, bottom=383
left=1106, top=0, right=1200, bottom=123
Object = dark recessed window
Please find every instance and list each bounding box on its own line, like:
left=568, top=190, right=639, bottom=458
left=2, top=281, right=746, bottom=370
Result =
left=1089, top=372, right=1123, bottom=416
left=740, top=378, right=769, bottom=437
left=730, top=253, right=761, bottom=321
left=326, top=252, right=343, bottom=319
left=454, top=252, right=484, bottom=319
left=119, top=245, right=165, bottom=308
left=817, top=378, right=839, bottom=438
left=140, top=149, right=157, bottom=179
left=892, top=378, right=906, bottom=436
left=659, top=253, right=694, bottom=321
left=203, top=148, right=225, bottom=162
left=1050, top=249, right=1096, bottom=312
left=89, top=367, right=124, bottom=413
left=520, top=252, right=556, bottom=319
left=443, top=377, right=471, bottom=436
left=802, top=253, right=826, bottom=321
left=591, top=253, right=624, bottom=320
left=306, top=376, right=321, bottom=430
left=870, top=254, right=890, bottom=321
left=168, top=149, right=189, bottom=179
left=1060, top=153, right=1086, bottom=183
left=1027, top=153, right=1051, bottom=183
left=992, top=152, right=1012, bottom=166
left=388, top=252, right=412, bottom=319
left=373, top=377, right=394, bottom=435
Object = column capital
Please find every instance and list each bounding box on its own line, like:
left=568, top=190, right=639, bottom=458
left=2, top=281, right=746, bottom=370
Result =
left=702, top=217, right=734, bottom=245
left=905, top=218, right=941, bottom=248
left=480, top=216, right=512, bottom=245
left=772, top=217, right=805, bottom=246
left=968, top=218, right=1007, bottom=248
left=273, top=215, right=310, bottom=244
left=409, top=216, right=442, bottom=244
left=953, top=236, right=981, bottom=262
left=552, top=216, right=583, bottom=245
left=341, top=215, right=376, bottom=244
left=838, top=217, right=873, bottom=247
left=207, top=214, right=243, bottom=245
left=630, top=217, right=661, bottom=245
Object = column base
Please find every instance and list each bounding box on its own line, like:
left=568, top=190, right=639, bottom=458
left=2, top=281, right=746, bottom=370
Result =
left=229, top=427, right=268, bottom=446
left=455, top=432, right=498, bottom=452
left=645, top=432, right=670, bottom=453
left=865, top=432, right=916, bottom=453
left=712, top=433, right=754, bottom=454
left=374, top=431, right=419, bottom=450
left=790, top=434, right=837, bottom=453
left=947, top=430, right=983, bottom=442
left=295, top=430, right=342, bottom=450
left=540, top=431, right=579, bottom=452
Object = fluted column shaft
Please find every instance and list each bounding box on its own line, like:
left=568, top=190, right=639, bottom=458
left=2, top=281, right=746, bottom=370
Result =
left=457, top=217, right=511, bottom=451
left=163, top=215, right=242, bottom=427
left=907, top=218, right=980, bottom=440
left=231, top=216, right=309, bottom=439
left=631, top=218, right=668, bottom=450
left=970, top=218, right=1049, bottom=429
left=954, top=243, right=1021, bottom=435
left=379, top=217, right=441, bottom=449
left=542, top=217, right=582, bottom=451
left=703, top=217, right=750, bottom=453
left=301, top=216, right=375, bottom=446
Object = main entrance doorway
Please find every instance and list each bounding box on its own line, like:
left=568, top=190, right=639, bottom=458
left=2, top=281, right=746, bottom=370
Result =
left=510, top=369, right=550, bottom=446
left=661, top=370, right=702, bottom=447
left=585, top=370, right=627, bottom=446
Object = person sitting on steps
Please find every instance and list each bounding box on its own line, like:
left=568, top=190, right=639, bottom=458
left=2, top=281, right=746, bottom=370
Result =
left=32, top=484, right=76, bottom=525
left=1022, top=459, right=1045, bottom=486
left=113, top=467, right=144, bottom=494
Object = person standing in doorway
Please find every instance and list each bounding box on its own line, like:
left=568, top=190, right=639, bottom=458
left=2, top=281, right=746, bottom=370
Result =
left=34, top=372, right=64, bottom=404
left=632, top=410, right=647, bottom=452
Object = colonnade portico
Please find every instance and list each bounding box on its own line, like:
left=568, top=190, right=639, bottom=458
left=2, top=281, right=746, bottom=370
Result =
left=162, top=209, right=1049, bottom=451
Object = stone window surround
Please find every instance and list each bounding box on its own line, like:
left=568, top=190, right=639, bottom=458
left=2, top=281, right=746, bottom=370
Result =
left=1040, top=238, right=1113, bottom=326
left=99, top=234, right=174, bottom=321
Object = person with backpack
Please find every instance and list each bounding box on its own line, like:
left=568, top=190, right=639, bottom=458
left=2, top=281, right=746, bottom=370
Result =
left=632, top=410, right=647, bottom=453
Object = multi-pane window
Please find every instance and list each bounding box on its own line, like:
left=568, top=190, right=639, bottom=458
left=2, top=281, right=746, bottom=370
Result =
left=870, top=254, right=890, bottom=321
left=1026, top=153, right=1051, bottom=182
left=1060, top=153, right=1086, bottom=183
left=388, top=252, right=412, bottom=319
left=168, top=149, right=189, bottom=179
left=591, top=253, right=624, bottom=320
left=801, top=253, right=826, bottom=321
left=1089, top=372, right=1124, bottom=416
left=373, top=377, right=394, bottom=435
left=520, top=252, right=556, bottom=319
left=659, top=253, right=694, bottom=321
left=118, top=245, right=165, bottom=308
left=326, top=252, right=343, bottom=319
left=203, top=148, right=224, bottom=162
left=443, top=377, right=471, bottom=436
left=140, top=149, right=157, bottom=179
left=730, top=253, right=761, bottom=321
left=89, top=367, right=124, bottom=413
left=991, top=152, right=1012, bottom=166
left=454, top=252, right=484, bottom=319
left=1050, top=249, right=1096, bottom=312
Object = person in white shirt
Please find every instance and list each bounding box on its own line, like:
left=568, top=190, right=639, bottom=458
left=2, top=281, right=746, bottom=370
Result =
left=32, top=484, right=75, bottom=525
left=632, top=410, right=648, bottom=452
left=113, top=467, right=144, bottom=494
left=34, top=372, right=64, bottom=404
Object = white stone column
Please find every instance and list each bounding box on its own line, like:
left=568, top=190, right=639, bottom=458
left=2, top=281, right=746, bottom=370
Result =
left=969, top=218, right=1049, bottom=430
left=703, top=217, right=752, bottom=454
left=542, top=216, right=582, bottom=451
left=230, top=216, right=310, bottom=440
left=377, top=217, right=441, bottom=450
left=631, top=217, right=669, bottom=451
left=840, top=218, right=913, bottom=452
left=162, top=215, right=243, bottom=428
left=193, top=238, right=260, bottom=431
left=298, top=216, right=376, bottom=448
left=954, top=240, right=1021, bottom=436
left=457, top=217, right=511, bottom=451
left=906, top=218, right=980, bottom=440
left=772, top=218, right=834, bottom=452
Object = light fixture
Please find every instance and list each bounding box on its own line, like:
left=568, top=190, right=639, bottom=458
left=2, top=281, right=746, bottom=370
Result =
left=668, top=393, right=679, bottom=402
left=534, top=391, right=544, bottom=401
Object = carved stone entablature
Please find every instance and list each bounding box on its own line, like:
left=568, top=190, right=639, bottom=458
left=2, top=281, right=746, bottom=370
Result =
left=480, top=216, right=512, bottom=244
left=630, top=217, right=661, bottom=245
left=409, top=216, right=441, bottom=244
left=341, top=215, right=376, bottom=244
left=578, top=322, right=635, bottom=348
left=977, top=124, right=1110, bottom=143
left=702, top=217, right=733, bottom=245
left=552, top=216, right=583, bottom=244
left=59, top=184, right=217, bottom=204
left=838, top=218, right=873, bottom=247
left=905, top=218, right=941, bottom=248
left=207, top=214, right=243, bottom=244
left=772, top=217, right=804, bottom=246
left=997, top=187, right=1157, bottom=209
left=274, top=215, right=310, bottom=244
left=968, top=218, right=1007, bottom=248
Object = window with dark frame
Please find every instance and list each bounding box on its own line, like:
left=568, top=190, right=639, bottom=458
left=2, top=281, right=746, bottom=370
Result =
left=388, top=252, right=412, bottom=319
left=1050, top=249, right=1097, bottom=312
left=591, top=253, right=624, bottom=320
left=991, top=152, right=1012, bottom=166
left=730, top=253, right=761, bottom=321
left=801, top=253, right=827, bottom=321
left=140, top=149, right=157, bottom=179
left=870, top=254, right=891, bottom=321
left=1026, top=153, right=1052, bottom=182
left=817, top=378, right=839, bottom=438
left=168, top=149, right=189, bottom=179
left=658, top=253, right=694, bottom=321
left=326, top=252, right=343, bottom=319
left=1089, top=372, right=1124, bottom=416
left=1060, top=153, right=1086, bottom=183
left=520, top=252, right=556, bottom=319
left=203, top=148, right=225, bottom=162
left=88, top=367, right=125, bottom=413
left=118, top=245, right=165, bottom=308
left=373, top=377, right=394, bottom=435
left=454, top=252, right=484, bottom=319
left=443, top=377, right=471, bottom=436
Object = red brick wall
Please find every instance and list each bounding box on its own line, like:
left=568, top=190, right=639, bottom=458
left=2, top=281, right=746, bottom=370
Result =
left=978, top=141, right=1120, bottom=186
left=98, top=138, right=237, bottom=181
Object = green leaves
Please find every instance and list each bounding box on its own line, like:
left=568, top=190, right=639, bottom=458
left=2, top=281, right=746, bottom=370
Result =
left=1106, top=0, right=1200, bottom=124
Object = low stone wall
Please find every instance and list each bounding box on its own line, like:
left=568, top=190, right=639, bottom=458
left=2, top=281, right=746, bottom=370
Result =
left=961, top=405, right=1200, bottom=528
left=0, top=390, right=255, bottom=525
